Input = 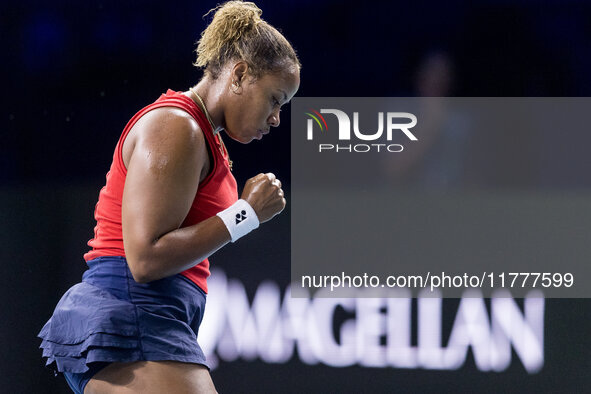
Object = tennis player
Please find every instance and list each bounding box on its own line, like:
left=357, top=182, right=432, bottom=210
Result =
left=39, top=1, right=300, bottom=392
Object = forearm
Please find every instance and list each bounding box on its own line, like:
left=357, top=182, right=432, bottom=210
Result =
left=125, top=215, right=231, bottom=283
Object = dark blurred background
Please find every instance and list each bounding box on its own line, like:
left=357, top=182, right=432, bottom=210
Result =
left=1, top=0, right=590, bottom=392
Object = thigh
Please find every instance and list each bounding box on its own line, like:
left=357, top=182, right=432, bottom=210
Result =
left=84, top=360, right=217, bottom=394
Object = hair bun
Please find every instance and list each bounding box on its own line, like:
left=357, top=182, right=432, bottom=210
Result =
left=196, top=1, right=263, bottom=69
left=195, top=1, right=300, bottom=78
left=209, top=1, right=262, bottom=40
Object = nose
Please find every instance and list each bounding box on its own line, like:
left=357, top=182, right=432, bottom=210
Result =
left=268, top=110, right=280, bottom=127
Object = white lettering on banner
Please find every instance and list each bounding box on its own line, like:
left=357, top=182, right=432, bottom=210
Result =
left=418, top=294, right=444, bottom=369
left=356, top=297, right=387, bottom=367
left=386, top=296, right=416, bottom=368
left=311, top=297, right=356, bottom=366
left=199, top=269, right=544, bottom=373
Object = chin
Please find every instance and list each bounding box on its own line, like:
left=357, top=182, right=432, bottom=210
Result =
left=223, top=129, right=246, bottom=144
left=228, top=133, right=253, bottom=144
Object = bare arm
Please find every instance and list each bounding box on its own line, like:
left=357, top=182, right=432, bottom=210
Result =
left=121, top=108, right=285, bottom=283
left=121, top=108, right=231, bottom=283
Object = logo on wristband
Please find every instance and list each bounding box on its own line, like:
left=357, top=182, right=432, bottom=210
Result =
left=235, top=210, right=247, bottom=224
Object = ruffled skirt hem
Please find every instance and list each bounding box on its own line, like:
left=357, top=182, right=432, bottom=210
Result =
left=38, top=262, right=208, bottom=374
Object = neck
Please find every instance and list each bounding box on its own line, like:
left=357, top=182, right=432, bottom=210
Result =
left=189, top=78, right=225, bottom=132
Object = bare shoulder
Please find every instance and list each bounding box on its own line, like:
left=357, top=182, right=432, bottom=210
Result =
left=123, top=107, right=207, bottom=169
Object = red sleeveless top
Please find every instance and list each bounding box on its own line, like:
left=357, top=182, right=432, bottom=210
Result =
left=84, top=90, right=238, bottom=293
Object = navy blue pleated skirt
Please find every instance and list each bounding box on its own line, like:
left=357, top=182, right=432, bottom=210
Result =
left=38, top=256, right=208, bottom=376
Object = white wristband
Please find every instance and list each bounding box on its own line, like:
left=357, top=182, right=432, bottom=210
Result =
left=217, top=199, right=260, bottom=242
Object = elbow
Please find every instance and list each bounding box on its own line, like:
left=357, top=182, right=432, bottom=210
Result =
left=127, top=258, right=156, bottom=284
left=124, top=239, right=161, bottom=283
left=132, top=271, right=152, bottom=284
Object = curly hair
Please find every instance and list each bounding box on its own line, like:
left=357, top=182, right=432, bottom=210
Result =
left=194, top=1, right=300, bottom=79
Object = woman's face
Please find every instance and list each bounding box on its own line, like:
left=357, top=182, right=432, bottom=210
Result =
left=223, top=65, right=300, bottom=143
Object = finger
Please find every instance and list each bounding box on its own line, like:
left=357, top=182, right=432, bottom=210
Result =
left=272, top=178, right=282, bottom=188
left=265, top=172, right=276, bottom=182
left=277, top=188, right=284, bottom=197
left=254, top=173, right=266, bottom=181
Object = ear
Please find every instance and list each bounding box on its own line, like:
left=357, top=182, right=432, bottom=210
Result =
left=231, top=61, right=249, bottom=85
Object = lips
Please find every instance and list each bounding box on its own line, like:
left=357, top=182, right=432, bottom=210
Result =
left=256, top=129, right=270, bottom=139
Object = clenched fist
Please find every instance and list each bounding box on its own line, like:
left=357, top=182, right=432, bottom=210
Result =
left=241, top=173, right=286, bottom=223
